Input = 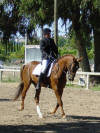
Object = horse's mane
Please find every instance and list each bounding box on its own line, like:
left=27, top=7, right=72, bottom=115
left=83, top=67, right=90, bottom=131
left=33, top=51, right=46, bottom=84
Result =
left=52, top=54, right=75, bottom=74
left=55, top=54, right=75, bottom=63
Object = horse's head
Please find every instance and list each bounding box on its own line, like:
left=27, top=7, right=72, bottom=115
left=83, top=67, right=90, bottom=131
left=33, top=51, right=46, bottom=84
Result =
left=67, top=57, right=82, bottom=81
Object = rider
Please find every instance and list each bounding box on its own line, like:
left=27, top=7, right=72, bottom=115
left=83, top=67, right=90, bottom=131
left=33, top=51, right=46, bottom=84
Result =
left=36, top=28, right=58, bottom=89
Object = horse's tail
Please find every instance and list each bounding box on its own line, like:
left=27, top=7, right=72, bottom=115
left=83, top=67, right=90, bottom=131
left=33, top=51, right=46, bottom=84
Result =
left=14, top=65, right=25, bottom=100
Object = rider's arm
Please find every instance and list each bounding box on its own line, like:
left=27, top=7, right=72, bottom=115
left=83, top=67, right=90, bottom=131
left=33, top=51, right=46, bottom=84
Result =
left=40, top=40, right=48, bottom=59
left=52, top=39, right=58, bottom=57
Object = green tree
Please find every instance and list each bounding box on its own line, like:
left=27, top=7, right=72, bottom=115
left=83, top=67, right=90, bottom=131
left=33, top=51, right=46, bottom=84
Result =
left=0, top=0, right=23, bottom=54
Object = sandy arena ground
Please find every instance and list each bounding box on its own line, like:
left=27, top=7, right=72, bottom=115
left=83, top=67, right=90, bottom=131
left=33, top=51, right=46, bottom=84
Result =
left=0, top=82, right=100, bottom=133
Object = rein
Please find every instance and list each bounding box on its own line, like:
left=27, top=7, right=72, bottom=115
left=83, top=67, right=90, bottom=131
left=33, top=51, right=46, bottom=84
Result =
left=51, top=56, right=74, bottom=77
left=53, top=61, right=73, bottom=76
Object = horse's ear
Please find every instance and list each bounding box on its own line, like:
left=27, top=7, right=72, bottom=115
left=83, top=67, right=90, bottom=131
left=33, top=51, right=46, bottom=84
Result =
left=73, top=58, right=76, bottom=62
left=77, top=57, right=83, bottom=62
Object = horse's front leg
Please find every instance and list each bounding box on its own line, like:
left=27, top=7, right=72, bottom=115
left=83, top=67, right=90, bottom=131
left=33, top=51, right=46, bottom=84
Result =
left=34, top=88, right=43, bottom=118
left=54, top=88, right=65, bottom=117
left=50, top=102, right=59, bottom=114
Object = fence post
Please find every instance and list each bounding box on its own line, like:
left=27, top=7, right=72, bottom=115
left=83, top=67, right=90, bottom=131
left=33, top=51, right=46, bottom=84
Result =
left=25, top=33, right=28, bottom=64
left=86, top=74, right=89, bottom=90
left=13, top=72, right=15, bottom=78
left=0, top=71, right=1, bottom=82
left=0, top=71, right=3, bottom=81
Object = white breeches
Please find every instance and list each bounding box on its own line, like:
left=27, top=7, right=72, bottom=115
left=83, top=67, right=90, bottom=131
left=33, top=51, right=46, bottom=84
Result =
left=41, top=59, right=50, bottom=73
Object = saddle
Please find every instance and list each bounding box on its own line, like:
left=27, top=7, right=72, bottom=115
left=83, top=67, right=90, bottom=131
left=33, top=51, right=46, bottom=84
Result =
left=32, top=62, right=54, bottom=77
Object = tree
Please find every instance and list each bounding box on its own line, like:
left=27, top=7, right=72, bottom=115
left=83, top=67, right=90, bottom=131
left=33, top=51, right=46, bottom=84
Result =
left=54, top=0, right=58, bottom=44
left=0, top=0, right=23, bottom=54
left=87, top=0, right=100, bottom=83
left=1, top=0, right=100, bottom=81
left=58, top=0, right=91, bottom=71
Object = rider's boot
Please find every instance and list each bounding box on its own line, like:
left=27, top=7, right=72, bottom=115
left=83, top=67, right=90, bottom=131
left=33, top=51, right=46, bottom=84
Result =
left=36, top=73, right=44, bottom=90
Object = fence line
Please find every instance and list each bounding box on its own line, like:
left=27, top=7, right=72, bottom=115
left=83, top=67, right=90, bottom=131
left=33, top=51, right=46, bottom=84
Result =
left=0, top=69, right=20, bottom=81
left=76, top=71, right=100, bottom=89
left=0, top=65, right=20, bottom=69
left=0, top=68, right=100, bottom=89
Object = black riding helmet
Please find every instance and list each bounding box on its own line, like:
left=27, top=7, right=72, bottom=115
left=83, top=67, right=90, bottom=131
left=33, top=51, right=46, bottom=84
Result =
left=43, top=28, right=51, bottom=35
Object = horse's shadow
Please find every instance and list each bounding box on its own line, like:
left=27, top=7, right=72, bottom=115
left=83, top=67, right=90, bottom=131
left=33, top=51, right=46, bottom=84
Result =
left=0, top=115, right=100, bottom=133
left=0, top=98, right=12, bottom=102
left=69, top=115, right=100, bottom=121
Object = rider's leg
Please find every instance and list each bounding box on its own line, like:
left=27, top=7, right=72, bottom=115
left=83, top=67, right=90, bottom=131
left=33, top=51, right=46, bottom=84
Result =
left=36, top=73, right=44, bottom=90
left=36, top=60, right=50, bottom=90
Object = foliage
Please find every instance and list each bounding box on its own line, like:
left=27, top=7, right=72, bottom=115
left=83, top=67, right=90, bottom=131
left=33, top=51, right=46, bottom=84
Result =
left=86, top=46, right=94, bottom=60
left=92, top=84, right=100, bottom=91
left=0, top=0, right=22, bottom=41
left=0, top=42, right=8, bottom=60
left=9, top=45, right=24, bottom=60
left=0, top=41, right=24, bottom=61
left=0, top=0, right=100, bottom=74
left=58, top=34, right=78, bottom=56
left=58, top=32, right=94, bottom=59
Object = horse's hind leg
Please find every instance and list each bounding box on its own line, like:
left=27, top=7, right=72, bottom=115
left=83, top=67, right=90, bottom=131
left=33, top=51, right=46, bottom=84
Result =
left=20, top=83, right=30, bottom=111
left=34, top=88, right=43, bottom=118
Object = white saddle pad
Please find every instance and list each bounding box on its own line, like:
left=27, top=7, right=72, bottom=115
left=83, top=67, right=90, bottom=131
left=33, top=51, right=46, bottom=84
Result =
left=32, top=63, right=54, bottom=77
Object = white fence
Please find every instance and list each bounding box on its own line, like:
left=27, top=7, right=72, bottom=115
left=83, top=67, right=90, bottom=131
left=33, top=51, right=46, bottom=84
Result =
left=76, top=71, right=100, bottom=89
left=0, top=68, right=20, bottom=81
left=25, top=45, right=41, bottom=63
left=0, top=68, right=100, bottom=90
left=24, top=34, right=41, bottom=64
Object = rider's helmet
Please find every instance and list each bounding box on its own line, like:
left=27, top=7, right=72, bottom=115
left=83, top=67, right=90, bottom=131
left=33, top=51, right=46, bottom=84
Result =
left=43, top=28, right=51, bottom=35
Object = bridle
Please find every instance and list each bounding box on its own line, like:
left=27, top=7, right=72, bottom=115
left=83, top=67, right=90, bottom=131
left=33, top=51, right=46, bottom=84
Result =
left=67, top=62, right=73, bottom=75
left=51, top=57, right=79, bottom=79
left=67, top=61, right=79, bottom=80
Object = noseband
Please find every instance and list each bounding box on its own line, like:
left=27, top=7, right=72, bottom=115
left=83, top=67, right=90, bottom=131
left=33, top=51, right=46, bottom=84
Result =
left=68, top=61, right=79, bottom=76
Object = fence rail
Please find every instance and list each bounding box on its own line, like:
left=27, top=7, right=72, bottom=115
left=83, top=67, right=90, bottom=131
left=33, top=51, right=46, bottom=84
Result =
left=0, top=65, right=20, bottom=69
left=0, top=68, right=20, bottom=81
left=0, top=68, right=100, bottom=89
left=76, top=71, right=100, bottom=89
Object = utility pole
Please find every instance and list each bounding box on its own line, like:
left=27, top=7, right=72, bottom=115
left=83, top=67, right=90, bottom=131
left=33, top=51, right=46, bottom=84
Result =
left=54, top=0, right=58, bottom=45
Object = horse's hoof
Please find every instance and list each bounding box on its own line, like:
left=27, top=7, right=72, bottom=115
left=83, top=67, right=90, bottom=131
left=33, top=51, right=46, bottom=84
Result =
left=19, top=109, right=24, bottom=111
left=18, top=107, right=24, bottom=111
left=49, top=109, right=55, bottom=114
left=62, top=114, right=66, bottom=119
left=50, top=112, right=55, bottom=115
left=39, top=114, right=43, bottom=119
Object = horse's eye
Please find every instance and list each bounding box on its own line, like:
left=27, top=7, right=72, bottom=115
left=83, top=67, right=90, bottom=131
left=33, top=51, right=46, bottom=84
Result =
left=72, top=65, right=79, bottom=72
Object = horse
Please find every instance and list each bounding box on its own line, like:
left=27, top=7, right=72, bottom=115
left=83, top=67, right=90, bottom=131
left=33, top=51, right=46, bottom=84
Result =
left=14, top=54, right=82, bottom=118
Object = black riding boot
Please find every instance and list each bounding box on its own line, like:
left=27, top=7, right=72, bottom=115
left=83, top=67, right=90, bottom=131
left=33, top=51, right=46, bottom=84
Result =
left=36, top=73, right=44, bottom=89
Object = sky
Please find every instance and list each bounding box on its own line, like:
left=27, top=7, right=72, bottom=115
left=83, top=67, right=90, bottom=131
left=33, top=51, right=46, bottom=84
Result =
left=0, top=0, right=4, bottom=4
left=16, top=18, right=71, bottom=40
left=35, top=18, right=71, bottom=38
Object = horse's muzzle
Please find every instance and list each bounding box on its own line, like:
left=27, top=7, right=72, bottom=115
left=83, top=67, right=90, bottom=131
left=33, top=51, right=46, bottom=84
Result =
left=68, top=77, right=74, bottom=81
left=68, top=74, right=75, bottom=81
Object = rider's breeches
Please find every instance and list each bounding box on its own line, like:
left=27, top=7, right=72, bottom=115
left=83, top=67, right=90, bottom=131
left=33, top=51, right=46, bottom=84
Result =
left=41, top=59, right=50, bottom=74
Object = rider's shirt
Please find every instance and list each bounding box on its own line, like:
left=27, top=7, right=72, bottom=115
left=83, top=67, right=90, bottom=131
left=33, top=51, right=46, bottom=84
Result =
left=40, top=37, right=58, bottom=60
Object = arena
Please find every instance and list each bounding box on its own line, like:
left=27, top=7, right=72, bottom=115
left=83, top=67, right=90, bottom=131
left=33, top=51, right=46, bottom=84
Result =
left=0, top=83, right=100, bottom=133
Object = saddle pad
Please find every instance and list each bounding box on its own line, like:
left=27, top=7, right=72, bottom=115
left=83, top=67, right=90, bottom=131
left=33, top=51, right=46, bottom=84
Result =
left=32, top=63, right=54, bottom=77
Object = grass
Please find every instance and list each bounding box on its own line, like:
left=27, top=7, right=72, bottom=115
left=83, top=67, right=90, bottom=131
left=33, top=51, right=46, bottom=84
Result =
left=67, top=84, right=100, bottom=91
left=1, top=77, right=20, bottom=83
left=1, top=79, right=19, bottom=83
left=66, top=83, right=85, bottom=89
left=1, top=77, right=100, bottom=91
left=91, top=85, right=100, bottom=91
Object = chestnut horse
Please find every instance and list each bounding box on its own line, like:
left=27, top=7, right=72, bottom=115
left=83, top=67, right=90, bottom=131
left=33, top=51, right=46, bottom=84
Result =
left=14, top=55, right=82, bottom=118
